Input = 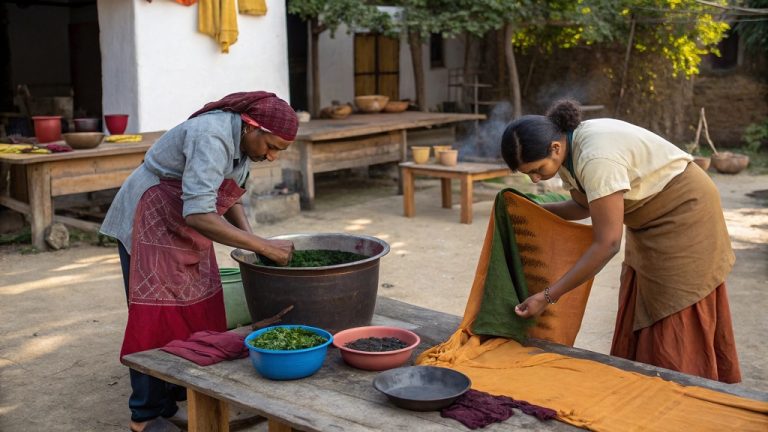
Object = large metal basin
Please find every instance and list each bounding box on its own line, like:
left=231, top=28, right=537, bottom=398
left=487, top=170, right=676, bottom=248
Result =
left=231, top=233, right=390, bottom=333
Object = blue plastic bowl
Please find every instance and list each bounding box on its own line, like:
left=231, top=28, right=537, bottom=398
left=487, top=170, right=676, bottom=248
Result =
left=244, top=325, right=333, bottom=380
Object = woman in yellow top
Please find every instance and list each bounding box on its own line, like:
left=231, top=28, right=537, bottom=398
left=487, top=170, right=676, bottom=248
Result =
left=505, top=99, right=741, bottom=383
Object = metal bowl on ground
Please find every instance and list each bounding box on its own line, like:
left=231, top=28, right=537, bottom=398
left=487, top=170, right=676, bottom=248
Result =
left=231, top=233, right=390, bottom=334
left=373, top=366, right=472, bottom=411
left=62, top=132, right=104, bottom=149
left=332, top=326, right=420, bottom=371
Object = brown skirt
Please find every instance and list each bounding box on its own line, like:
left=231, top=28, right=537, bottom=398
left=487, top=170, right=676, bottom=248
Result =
left=610, top=264, right=742, bottom=383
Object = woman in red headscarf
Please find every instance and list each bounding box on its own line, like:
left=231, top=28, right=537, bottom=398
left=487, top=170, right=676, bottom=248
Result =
left=101, top=91, right=299, bottom=432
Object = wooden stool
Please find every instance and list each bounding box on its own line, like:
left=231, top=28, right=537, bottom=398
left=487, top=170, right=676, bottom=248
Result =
left=399, top=161, right=510, bottom=224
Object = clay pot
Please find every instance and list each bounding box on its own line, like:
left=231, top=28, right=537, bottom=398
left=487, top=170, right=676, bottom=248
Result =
left=73, top=118, right=100, bottom=132
left=104, top=114, right=129, bottom=135
left=383, top=100, right=409, bottom=113
left=692, top=156, right=711, bottom=171
left=32, top=116, right=63, bottom=143
left=432, top=145, right=452, bottom=161
left=411, top=146, right=430, bottom=164
left=354, top=95, right=390, bottom=113
left=320, top=104, right=352, bottom=120
left=439, top=149, right=458, bottom=166
left=711, top=152, right=749, bottom=174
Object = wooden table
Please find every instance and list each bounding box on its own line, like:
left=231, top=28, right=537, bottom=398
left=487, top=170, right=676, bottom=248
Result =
left=281, top=112, right=485, bottom=210
left=400, top=161, right=511, bottom=224
left=0, top=132, right=163, bottom=249
left=122, top=297, right=765, bottom=432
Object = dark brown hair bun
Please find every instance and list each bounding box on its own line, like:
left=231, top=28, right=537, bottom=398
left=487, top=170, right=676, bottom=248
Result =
left=545, top=99, right=582, bottom=132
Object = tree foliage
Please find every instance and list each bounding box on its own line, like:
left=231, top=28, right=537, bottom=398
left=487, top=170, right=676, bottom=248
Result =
left=734, top=0, right=768, bottom=53
left=287, top=0, right=391, bottom=36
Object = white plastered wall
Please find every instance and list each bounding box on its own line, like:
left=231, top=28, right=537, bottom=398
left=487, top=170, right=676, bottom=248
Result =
left=317, top=25, right=465, bottom=111
left=98, top=0, right=290, bottom=133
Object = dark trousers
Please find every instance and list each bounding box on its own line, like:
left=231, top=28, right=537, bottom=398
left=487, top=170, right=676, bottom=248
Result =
left=118, top=241, right=186, bottom=422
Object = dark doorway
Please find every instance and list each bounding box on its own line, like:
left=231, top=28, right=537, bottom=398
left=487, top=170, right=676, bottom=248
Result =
left=286, top=12, right=308, bottom=112
left=1, top=1, right=102, bottom=137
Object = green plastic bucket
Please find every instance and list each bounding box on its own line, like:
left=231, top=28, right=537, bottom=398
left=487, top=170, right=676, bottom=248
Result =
left=220, top=267, right=252, bottom=330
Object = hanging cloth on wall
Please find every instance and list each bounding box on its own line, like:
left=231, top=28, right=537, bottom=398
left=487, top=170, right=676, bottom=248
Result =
left=238, top=0, right=267, bottom=15
left=199, top=0, right=239, bottom=53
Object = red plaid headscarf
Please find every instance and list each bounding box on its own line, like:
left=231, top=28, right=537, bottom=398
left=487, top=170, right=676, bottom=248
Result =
left=189, top=91, right=299, bottom=141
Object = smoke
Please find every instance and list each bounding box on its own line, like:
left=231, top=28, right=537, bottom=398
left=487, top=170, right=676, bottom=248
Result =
left=457, top=102, right=513, bottom=161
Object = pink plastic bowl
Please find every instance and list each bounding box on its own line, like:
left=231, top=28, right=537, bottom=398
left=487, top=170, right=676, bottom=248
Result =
left=332, top=326, right=420, bottom=371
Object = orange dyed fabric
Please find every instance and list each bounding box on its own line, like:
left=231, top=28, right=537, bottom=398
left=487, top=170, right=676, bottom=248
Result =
left=417, top=191, right=768, bottom=431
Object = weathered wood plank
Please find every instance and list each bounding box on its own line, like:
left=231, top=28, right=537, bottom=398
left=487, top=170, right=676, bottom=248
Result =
left=53, top=214, right=101, bottom=233
left=188, top=389, right=230, bottom=432
left=51, top=169, right=135, bottom=196
left=26, top=163, right=52, bottom=249
left=295, top=113, right=484, bottom=142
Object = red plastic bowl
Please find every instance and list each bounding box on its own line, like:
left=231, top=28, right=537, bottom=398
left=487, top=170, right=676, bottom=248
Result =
left=104, top=114, right=129, bottom=135
left=332, top=326, right=420, bottom=371
left=32, top=116, right=62, bottom=143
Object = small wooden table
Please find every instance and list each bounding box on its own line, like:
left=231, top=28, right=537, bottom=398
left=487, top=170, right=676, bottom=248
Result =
left=0, top=132, right=163, bottom=249
left=122, top=297, right=766, bottom=432
left=282, top=112, right=485, bottom=210
left=399, top=161, right=511, bottom=224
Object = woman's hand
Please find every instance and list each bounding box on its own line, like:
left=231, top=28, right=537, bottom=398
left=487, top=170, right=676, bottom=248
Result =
left=514, top=292, right=549, bottom=318
left=261, top=239, right=294, bottom=266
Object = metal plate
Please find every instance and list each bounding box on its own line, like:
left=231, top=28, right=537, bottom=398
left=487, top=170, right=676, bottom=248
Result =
left=373, top=365, right=471, bottom=411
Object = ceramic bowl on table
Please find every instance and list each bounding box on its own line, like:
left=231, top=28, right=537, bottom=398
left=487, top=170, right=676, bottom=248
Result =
left=244, top=325, right=333, bottom=380
left=383, top=100, right=409, bottom=113
left=62, top=132, right=105, bottom=149
left=332, top=325, right=420, bottom=371
left=73, top=118, right=101, bottom=132
left=104, top=114, right=129, bottom=135
left=373, top=365, right=471, bottom=411
left=354, top=95, right=390, bottom=113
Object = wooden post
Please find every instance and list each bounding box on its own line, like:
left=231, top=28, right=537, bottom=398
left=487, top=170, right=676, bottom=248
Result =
left=298, top=141, right=314, bottom=210
left=460, top=174, right=473, bottom=224
left=402, top=166, right=415, bottom=218
left=440, top=178, right=452, bottom=208
left=397, top=129, right=407, bottom=195
left=187, top=389, right=229, bottom=432
left=26, top=163, right=52, bottom=250
left=267, top=418, right=294, bottom=432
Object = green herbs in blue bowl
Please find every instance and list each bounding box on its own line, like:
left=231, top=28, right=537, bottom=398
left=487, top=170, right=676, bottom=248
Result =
left=244, top=325, right=333, bottom=380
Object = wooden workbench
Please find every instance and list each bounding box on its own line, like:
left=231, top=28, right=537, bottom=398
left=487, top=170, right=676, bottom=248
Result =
left=281, top=112, right=485, bottom=210
left=0, top=132, right=163, bottom=249
left=122, top=297, right=766, bottom=432
left=400, top=161, right=511, bottom=224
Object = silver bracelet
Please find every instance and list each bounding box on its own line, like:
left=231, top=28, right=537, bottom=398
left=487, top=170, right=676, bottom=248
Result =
left=544, top=287, right=557, bottom=304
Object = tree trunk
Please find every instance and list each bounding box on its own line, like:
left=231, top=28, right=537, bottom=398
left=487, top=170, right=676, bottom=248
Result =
left=408, top=31, right=427, bottom=112
left=310, top=18, right=321, bottom=117
left=504, top=23, right=522, bottom=118
left=462, top=33, right=480, bottom=111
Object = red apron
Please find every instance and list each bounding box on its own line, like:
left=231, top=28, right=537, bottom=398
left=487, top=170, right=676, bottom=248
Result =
left=120, top=178, right=245, bottom=358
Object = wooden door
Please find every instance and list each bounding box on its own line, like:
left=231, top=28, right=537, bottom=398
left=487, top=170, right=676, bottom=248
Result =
left=354, top=34, right=399, bottom=100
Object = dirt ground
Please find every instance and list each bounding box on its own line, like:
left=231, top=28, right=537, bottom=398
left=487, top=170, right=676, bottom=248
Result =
left=0, top=170, right=766, bottom=431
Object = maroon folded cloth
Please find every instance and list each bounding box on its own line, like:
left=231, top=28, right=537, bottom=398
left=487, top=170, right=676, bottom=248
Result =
left=441, top=389, right=557, bottom=429
left=161, top=330, right=248, bottom=366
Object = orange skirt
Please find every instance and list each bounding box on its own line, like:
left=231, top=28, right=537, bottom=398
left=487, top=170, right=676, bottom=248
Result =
left=610, top=264, right=742, bottom=383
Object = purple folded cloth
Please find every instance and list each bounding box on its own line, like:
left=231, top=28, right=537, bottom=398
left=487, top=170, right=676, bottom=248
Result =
left=441, top=389, right=557, bottom=429
left=161, top=330, right=248, bottom=366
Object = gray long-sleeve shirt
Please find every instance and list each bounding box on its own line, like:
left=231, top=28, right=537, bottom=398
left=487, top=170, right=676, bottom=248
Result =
left=100, top=111, right=250, bottom=253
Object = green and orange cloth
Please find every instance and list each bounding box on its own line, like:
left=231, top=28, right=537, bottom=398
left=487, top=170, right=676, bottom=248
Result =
left=417, top=189, right=768, bottom=431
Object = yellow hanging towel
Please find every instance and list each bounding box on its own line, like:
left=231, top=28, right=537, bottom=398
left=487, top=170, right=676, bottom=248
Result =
left=238, top=0, right=266, bottom=15
left=198, top=0, right=238, bottom=53
left=417, top=190, right=768, bottom=432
